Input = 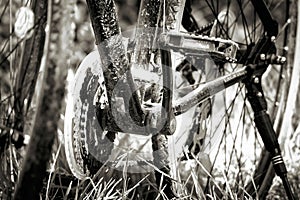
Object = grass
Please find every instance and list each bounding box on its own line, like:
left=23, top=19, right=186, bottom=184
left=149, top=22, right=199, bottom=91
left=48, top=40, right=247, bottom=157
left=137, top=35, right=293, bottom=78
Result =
left=43, top=129, right=300, bottom=200
left=38, top=146, right=252, bottom=199
left=0, top=127, right=299, bottom=200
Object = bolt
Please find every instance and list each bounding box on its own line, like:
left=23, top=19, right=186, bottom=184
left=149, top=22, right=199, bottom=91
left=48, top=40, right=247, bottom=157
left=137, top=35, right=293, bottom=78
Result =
left=169, top=117, right=177, bottom=134
left=280, top=56, right=287, bottom=64
left=257, top=92, right=263, bottom=97
left=254, top=77, right=260, bottom=84
left=260, top=54, right=266, bottom=60
left=284, top=46, right=289, bottom=51
left=271, top=36, right=276, bottom=42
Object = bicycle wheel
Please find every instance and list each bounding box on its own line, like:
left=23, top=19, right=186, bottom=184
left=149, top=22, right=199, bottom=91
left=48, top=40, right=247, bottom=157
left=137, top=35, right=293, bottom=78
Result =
left=0, top=0, right=53, bottom=198
left=169, top=0, right=299, bottom=198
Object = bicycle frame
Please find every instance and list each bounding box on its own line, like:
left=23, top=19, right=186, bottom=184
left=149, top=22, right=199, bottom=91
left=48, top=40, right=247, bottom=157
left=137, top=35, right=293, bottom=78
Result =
left=85, top=0, right=279, bottom=134
left=85, top=0, right=295, bottom=198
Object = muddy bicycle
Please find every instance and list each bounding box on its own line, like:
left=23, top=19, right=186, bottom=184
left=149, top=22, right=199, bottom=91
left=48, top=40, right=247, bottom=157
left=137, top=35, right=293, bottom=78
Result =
left=64, top=0, right=298, bottom=199
left=1, top=0, right=296, bottom=198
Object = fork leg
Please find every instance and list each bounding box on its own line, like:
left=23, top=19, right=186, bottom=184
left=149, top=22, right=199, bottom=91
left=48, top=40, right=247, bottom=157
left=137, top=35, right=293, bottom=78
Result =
left=86, top=0, right=144, bottom=129
left=152, top=134, right=176, bottom=198
left=245, top=75, right=295, bottom=200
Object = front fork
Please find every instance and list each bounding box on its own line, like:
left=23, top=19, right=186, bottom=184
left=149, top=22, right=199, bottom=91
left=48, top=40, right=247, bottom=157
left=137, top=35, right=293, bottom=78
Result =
left=245, top=71, right=295, bottom=200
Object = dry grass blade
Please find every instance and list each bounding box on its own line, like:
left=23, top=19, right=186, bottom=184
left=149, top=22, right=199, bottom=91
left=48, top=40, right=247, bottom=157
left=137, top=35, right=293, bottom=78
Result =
left=222, top=171, right=235, bottom=199
left=63, top=181, right=73, bottom=200
left=123, top=174, right=150, bottom=196
left=45, top=143, right=62, bottom=199
left=183, top=150, right=225, bottom=196
left=136, top=155, right=175, bottom=182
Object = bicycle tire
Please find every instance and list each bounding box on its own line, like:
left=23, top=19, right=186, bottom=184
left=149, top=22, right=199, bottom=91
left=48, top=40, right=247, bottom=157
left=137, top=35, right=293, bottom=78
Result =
left=14, top=0, right=78, bottom=198
left=0, top=0, right=49, bottom=183
left=0, top=0, right=55, bottom=198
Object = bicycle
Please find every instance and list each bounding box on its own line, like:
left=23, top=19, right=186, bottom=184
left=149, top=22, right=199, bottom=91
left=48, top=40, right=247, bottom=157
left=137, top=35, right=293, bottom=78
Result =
left=66, top=1, right=300, bottom=198
left=1, top=1, right=296, bottom=199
